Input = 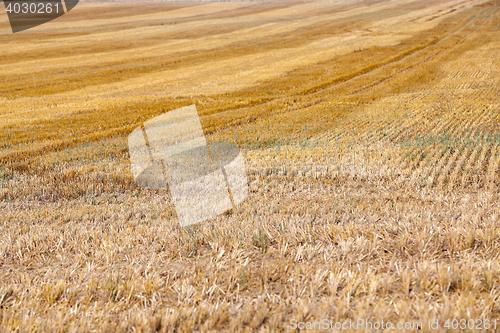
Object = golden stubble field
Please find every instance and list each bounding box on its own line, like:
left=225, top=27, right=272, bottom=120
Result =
left=1, top=0, right=500, bottom=331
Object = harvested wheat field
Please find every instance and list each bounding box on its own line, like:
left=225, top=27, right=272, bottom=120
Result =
left=1, top=0, right=500, bottom=331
